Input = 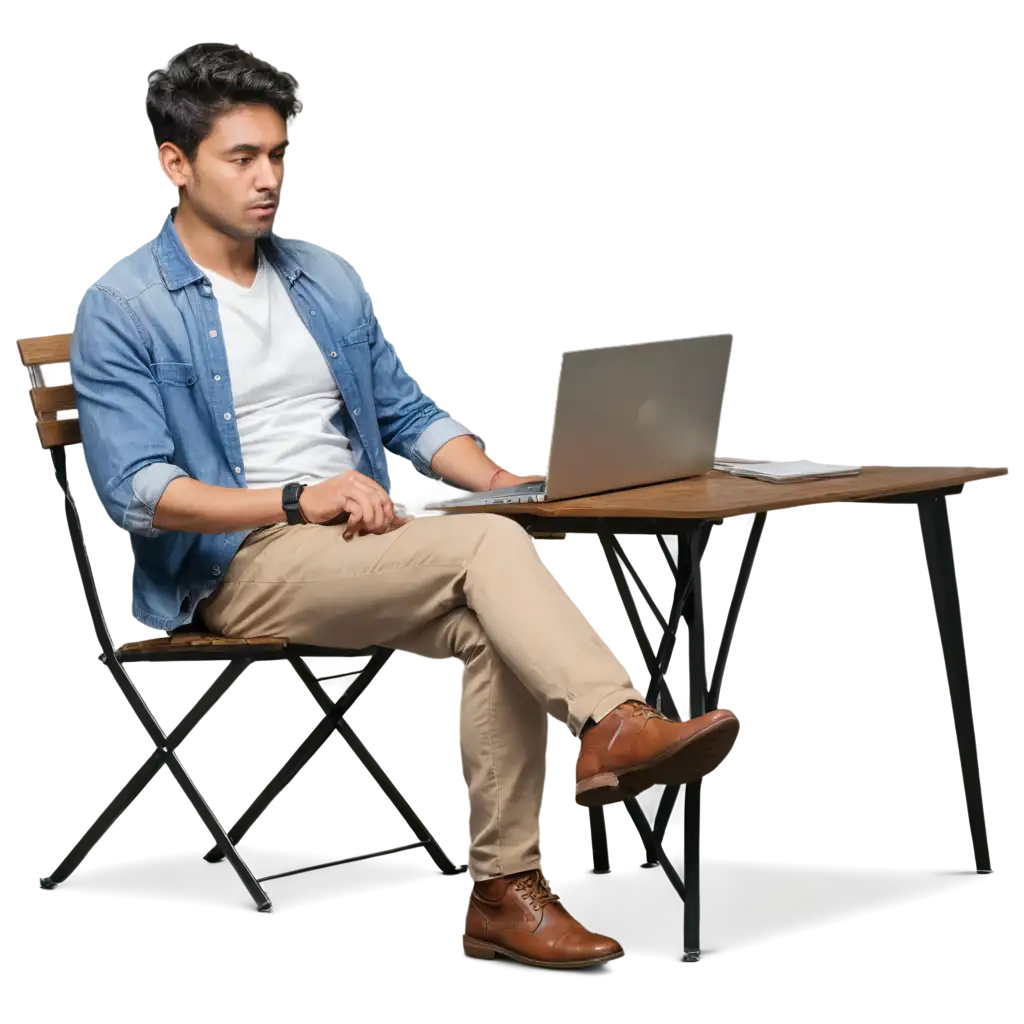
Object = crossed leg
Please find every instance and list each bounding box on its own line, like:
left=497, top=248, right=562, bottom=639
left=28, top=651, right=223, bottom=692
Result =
left=197, top=512, right=737, bottom=966
left=197, top=512, right=644, bottom=878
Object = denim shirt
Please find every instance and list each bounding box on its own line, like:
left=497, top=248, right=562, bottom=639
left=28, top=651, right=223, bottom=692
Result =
left=70, top=206, right=483, bottom=632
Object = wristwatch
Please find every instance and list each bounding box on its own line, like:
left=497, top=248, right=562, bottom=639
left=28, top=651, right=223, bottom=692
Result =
left=282, top=481, right=308, bottom=525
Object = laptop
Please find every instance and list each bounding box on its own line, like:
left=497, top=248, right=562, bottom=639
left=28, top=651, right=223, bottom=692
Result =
left=423, top=334, right=732, bottom=510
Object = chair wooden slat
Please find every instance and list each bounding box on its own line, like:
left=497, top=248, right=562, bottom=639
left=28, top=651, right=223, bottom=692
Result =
left=31, top=384, right=77, bottom=417
left=117, top=633, right=290, bottom=655
left=18, top=339, right=81, bottom=448
left=37, top=418, right=81, bottom=448
left=18, top=333, right=72, bottom=366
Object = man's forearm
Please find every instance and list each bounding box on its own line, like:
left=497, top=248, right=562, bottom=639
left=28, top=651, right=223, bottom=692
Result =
left=152, top=477, right=288, bottom=534
left=155, top=433, right=520, bottom=533
left=430, top=434, right=504, bottom=491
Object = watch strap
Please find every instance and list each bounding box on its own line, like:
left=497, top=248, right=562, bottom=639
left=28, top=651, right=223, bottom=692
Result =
left=282, top=482, right=307, bottom=525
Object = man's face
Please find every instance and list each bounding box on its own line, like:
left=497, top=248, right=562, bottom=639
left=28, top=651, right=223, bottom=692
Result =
left=175, top=103, right=287, bottom=240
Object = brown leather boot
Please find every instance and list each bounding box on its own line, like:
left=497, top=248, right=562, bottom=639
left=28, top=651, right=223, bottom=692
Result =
left=463, top=869, right=624, bottom=969
left=576, top=699, right=739, bottom=806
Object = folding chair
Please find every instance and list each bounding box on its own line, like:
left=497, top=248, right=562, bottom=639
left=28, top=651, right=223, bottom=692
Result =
left=17, top=331, right=464, bottom=909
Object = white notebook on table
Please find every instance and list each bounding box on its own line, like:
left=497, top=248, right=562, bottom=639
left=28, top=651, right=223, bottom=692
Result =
left=713, top=458, right=861, bottom=483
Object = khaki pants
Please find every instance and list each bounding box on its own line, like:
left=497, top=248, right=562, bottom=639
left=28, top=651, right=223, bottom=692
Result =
left=197, top=512, right=644, bottom=880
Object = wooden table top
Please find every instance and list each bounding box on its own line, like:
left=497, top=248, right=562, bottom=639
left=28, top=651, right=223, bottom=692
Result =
left=438, top=465, right=1008, bottom=521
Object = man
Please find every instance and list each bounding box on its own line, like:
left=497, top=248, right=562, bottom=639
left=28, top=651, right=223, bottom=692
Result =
left=71, top=42, right=740, bottom=969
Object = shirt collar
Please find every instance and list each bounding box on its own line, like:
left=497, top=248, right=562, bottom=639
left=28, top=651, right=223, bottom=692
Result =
left=153, top=205, right=303, bottom=291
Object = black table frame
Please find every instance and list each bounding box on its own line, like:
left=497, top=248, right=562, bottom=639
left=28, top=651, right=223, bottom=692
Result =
left=516, top=484, right=992, bottom=961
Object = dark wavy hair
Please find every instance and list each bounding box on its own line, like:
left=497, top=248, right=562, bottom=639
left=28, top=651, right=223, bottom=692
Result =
left=146, top=43, right=302, bottom=164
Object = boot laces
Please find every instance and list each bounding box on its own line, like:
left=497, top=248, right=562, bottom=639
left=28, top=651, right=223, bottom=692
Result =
left=623, top=698, right=668, bottom=723
left=514, top=871, right=560, bottom=909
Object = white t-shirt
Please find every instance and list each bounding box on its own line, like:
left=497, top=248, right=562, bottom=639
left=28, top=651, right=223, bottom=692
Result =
left=196, top=248, right=357, bottom=490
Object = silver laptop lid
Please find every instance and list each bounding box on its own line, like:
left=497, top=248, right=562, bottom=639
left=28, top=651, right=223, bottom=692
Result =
left=543, top=334, right=732, bottom=501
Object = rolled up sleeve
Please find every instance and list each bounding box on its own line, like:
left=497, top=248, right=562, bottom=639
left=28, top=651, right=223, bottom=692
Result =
left=410, top=416, right=486, bottom=480
left=125, top=462, right=190, bottom=536
left=70, top=285, right=191, bottom=538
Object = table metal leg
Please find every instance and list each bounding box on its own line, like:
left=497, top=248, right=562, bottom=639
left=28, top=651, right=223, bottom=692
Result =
left=683, top=512, right=767, bottom=958
left=589, top=514, right=766, bottom=960
left=918, top=495, right=992, bottom=873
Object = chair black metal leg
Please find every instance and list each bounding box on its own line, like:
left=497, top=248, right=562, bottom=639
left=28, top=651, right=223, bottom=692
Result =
left=164, top=752, right=271, bottom=911
left=202, top=689, right=364, bottom=862
left=624, top=797, right=686, bottom=900
left=48, top=442, right=461, bottom=909
left=288, top=651, right=464, bottom=876
left=333, top=717, right=466, bottom=875
left=41, top=658, right=268, bottom=911
left=41, top=750, right=165, bottom=889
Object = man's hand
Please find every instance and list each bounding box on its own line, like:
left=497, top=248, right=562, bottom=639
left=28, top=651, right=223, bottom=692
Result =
left=299, top=470, right=410, bottom=538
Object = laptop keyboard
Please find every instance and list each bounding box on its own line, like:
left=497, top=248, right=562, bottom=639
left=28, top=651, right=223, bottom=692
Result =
left=424, top=478, right=547, bottom=510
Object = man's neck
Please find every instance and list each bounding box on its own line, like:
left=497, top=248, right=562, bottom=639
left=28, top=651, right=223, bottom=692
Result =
left=172, top=201, right=259, bottom=286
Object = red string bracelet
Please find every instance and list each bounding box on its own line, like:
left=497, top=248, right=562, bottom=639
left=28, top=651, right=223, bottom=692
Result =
left=488, top=467, right=507, bottom=491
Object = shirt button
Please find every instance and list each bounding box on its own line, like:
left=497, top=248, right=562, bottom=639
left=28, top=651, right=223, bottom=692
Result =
left=234, top=466, right=241, bottom=474
left=212, top=565, right=221, bottom=576
left=330, top=351, right=337, bottom=358
left=310, top=310, right=316, bottom=316
left=353, top=407, right=361, bottom=416
left=214, top=374, right=221, bottom=381
left=209, top=329, right=218, bottom=338
left=223, top=412, right=232, bottom=421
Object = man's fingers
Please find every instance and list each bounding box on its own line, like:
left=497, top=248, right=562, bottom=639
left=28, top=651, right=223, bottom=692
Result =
left=347, top=480, right=385, bottom=518
left=362, top=481, right=393, bottom=520
left=350, top=474, right=389, bottom=497
left=342, top=500, right=365, bottom=538
left=361, top=492, right=385, bottom=533
left=342, top=488, right=373, bottom=530
left=354, top=481, right=393, bottom=534
left=343, top=511, right=407, bottom=537
left=361, top=493, right=381, bottom=534
left=334, top=474, right=399, bottom=536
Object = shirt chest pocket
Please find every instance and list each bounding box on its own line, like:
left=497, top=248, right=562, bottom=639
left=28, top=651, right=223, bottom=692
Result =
left=332, top=322, right=373, bottom=386
left=340, top=321, right=372, bottom=348
left=150, top=361, right=198, bottom=387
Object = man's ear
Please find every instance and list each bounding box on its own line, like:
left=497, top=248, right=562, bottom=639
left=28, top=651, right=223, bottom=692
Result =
left=158, top=141, right=192, bottom=189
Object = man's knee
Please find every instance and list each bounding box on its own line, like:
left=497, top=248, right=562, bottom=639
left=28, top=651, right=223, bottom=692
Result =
left=445, top=512, right=535, bottom=579
left=474, top=512, right=532, bottom=547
